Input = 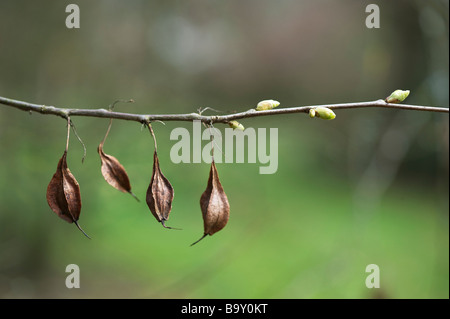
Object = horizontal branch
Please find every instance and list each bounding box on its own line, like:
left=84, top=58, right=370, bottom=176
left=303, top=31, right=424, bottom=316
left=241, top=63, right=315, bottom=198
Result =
left=0, top=95, right=448, bottom=125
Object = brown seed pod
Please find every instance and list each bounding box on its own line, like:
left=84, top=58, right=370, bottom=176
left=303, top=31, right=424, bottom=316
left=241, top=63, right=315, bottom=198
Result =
left=98, top=118, right=138, bottom=201
left=191, top=160, right=230, bottom=246
left=98, top=142, right=139, bottom=201
left=47, top=151, right=90, bottom=238
left=146, top=150, right=177, bottom=229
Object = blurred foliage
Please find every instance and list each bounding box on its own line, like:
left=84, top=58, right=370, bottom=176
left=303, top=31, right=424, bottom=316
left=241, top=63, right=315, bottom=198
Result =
left=0, top=0, right=448, bottom=298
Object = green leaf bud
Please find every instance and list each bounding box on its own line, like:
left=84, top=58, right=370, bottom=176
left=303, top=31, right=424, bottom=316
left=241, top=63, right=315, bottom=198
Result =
left=313, top=107, right=336, bottom=120
left=228, top=120, right=245, bottom=131
left=385, top=89, right=410, bottom=103
left=256, top=99, right=280, bottom=111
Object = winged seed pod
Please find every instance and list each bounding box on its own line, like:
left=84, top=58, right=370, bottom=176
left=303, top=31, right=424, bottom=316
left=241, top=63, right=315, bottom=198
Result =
left=47, top=151, right=90, bottom=239
left=191, top=160, right=230, bottom=246
left=256, top=99, right=280, bottom=111
left=146, top=150, right=177, bottom=229
left=385, top=89, right=410, bottom=103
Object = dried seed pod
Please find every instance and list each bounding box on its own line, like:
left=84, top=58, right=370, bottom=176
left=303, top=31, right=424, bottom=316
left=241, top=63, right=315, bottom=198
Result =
left=146, top=150, right=177, bottom=229
left=98, top=118, right=138, bottom=201
left=191, top=160, right=230, bottom=246
left=98, top=142, right=139, bottom=201
left=47, top=151, right=90, bottom=238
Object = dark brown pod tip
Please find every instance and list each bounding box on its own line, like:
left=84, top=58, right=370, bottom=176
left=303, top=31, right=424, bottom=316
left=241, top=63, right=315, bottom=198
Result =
left=191, top=160, right=230, bottom=246
left=47, top=151, right=90, bottom=239
left=146, top=150, right=178, bottom=229
left=98, top=142, right=139, bottom=202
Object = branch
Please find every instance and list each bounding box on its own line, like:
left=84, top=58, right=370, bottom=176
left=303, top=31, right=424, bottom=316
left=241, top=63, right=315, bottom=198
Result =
left=0, top=95, right=448, bottom=125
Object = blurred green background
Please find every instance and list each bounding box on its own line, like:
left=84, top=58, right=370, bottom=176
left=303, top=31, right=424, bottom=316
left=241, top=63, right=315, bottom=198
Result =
left=0, top=0, right=448, bottom=299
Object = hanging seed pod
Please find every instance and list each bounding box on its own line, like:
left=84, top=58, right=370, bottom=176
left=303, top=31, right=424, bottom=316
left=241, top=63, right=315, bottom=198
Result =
left=98, top=142, right=138, bottom=201
left=145, top=123, right=178, bottom=229
left=98, top=118, right=139, bottom=201
left=47, top=119, right=89, bottom=238
left=191, top=160, right=230, bottom=246
left=146, top=150, right=177, bottom=229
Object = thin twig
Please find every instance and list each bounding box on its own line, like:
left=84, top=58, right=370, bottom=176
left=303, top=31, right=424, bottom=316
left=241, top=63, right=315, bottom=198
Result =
left=147, top=123, right=158, bottom=151
left=100, top=98, right=135, bottom=146
left=101, top=118, right=113, bottom=146
left=69, top=119, right=87, bottom=163
left=65, top=117, right=71, bottom=153
left=0, top=96, right=448, bottom=126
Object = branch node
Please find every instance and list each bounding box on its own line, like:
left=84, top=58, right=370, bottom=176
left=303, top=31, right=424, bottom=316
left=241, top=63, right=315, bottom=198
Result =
left=60, top=110, right=70, bottom=120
